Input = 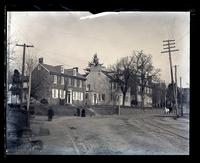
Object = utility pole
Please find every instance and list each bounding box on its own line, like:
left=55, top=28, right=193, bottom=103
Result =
left=164, top=80, right=166, bottom=108
left=174, top=65, right=179, bottom=117
left=180, top=77, right=183, bottom=116
left=161, top=40, right=179, bottom=117
left=117, top=83, right=121, bottom=116
left=16, top=43, right=34, bottom=109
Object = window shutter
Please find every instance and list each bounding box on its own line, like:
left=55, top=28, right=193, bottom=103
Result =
left=73, top=91, right=75, bottom=100
left=64, top=90, right=66, bottom=99
left=60, top=90, right=62, bottom=98
left=52, top=89, right=54, bottom=98
left=55, top=89, right=58, bottom=98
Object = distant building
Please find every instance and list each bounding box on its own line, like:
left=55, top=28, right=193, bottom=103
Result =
left=152, top=82, right=166, bottom=108
left=31, top=58, right=86, bottom=105
left=130, top=75, right=153, bottom=107
left=7, top=75, right=29, bottom=105
left=182, top=88, right=190, bottom=104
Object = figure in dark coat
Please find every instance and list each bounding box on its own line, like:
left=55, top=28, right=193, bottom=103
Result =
left=81, top=109, right=86, bottom=117
left=48, top=107, right=54, bottom=121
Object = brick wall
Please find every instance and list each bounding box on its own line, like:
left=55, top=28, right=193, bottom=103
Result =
left=31, top=65, right=52, bottom=103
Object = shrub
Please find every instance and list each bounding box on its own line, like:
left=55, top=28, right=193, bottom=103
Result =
left=40, top=98, right=48, bottom=104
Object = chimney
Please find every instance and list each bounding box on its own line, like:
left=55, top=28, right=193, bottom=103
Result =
left=39, top=58, right=43, bottom=64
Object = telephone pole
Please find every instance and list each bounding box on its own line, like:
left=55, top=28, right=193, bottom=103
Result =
left=16, top=43, right=34, bottom=110
left=174, top=65, right=179, bottom=117
left=161, top=40, right=179, bottom=117
left=180, top=77, right=183, bottom=116
left=164, top=80, right=166, bottom=108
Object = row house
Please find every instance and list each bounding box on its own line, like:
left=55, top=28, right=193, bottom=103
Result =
left=31, top=58, right=86, bottom=105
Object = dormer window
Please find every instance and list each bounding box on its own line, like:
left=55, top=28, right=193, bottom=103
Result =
left=61, top=66, right=64, bottom=74
left=73, top=69, right=77, bottom=76
left=73, top=67, right=78, bottom=76
left=53, top=75, right=57, bottom=84
left=61, top=77, right=64, bottom=85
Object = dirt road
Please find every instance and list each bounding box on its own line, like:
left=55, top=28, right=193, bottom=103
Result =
left=16, top=113, right=189, bottom=155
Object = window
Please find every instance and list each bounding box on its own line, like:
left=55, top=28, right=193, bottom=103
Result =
left=53, top=75, right=57, bottom=84
left=74, top=79, right=77, bottom=87
left=102, top=94, right=105, bottom=101
left=79, top=80, right=82, bottom=88
left=61, top=66, right=64, bottom=74
left=60, top=90, right=65, bottom=99
left=77, top=92, right=79, bottom=100
left=52, top=89, right=58, bottom=98
left=112, top=82, right=116, bottom=90
left=73, top=91, right=75, bottom=100
left=137, top=86, right=141, bottom=92
left=23, top=82, right=28, bottom=88
left=73, top=69, right=77, bottom=76
left=145, top=87, right=147, bottom=93
left=68, top=78, right=71, bottom=86
left=61, top=77, right=64, bottom=85
left=80, top=93, right=83, bottom=101
left=87, top=84, right=90, bottom=91
left=85, top=93, right=88, bottom=99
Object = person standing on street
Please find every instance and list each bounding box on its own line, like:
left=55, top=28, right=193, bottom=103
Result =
left=48, top=106, right=54, bottom=121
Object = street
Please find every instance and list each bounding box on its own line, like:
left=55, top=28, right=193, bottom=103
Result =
left=14, top=112, right=189, bottom=155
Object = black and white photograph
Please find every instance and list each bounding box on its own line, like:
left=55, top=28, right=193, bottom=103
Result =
left=5, top=11, right=190, bottom=155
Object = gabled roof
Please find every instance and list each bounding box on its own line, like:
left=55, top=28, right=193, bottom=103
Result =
left=64, top=69, right=86, bottom=79
left=101, top=70, right=118, bottom=82
left=40, top=63, right=86, bottom=80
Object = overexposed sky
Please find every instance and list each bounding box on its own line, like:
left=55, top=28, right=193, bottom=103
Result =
left=7, top=11, right=190, bottom=88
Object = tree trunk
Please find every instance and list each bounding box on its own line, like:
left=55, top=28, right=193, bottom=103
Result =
left=135, top=84, right=138, bottom=107
left=122, top=92, right=126, bottom=106
left=141, top=91, right=145, bottom=110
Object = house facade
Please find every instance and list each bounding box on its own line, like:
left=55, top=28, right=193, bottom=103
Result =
left=85, top=55, right=131, bottom=106
left=136, top=84, right=153, bottom=107
left=31, top=58, right=86, bottom=105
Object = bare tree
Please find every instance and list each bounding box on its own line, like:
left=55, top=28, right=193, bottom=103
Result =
left=25, top=53, right=38, bottom=111
left=110, top=56, right=135, bottom=106
left=133, top=50, right=160, bottom=109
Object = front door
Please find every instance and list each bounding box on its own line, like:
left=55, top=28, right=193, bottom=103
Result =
left=67, top=91, right=71, bottom=104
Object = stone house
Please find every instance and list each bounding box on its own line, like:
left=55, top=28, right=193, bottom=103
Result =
left=85, top=55, right=131, bottom=106
left=31, top=58, right=86, bottom=105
